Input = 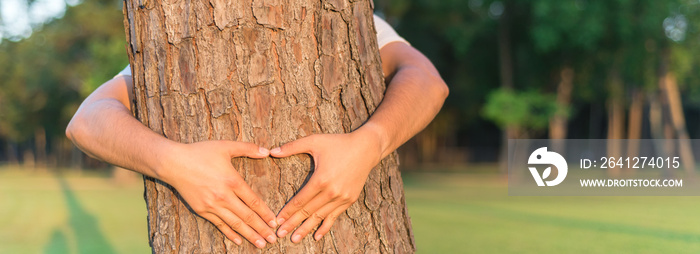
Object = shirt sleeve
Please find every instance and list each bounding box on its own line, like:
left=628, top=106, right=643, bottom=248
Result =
left=114, top=65, right=132, bottom=78
left=373, top=14, right=409, bottom=49
left=116, top=16, right=408, bottom=77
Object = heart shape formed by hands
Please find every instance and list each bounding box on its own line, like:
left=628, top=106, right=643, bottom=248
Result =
left=166, top=129, right=382, bottom=249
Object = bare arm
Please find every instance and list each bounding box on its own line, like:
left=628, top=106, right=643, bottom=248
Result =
left=66, top=76, right=167, bottom=178
left=371, top=41, right=449, bottom=157
left=66, top=76, right=278, bottom=248
left=271, top=42, right=449, bottom=242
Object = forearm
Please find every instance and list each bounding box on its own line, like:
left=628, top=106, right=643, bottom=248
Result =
left=66, top=78, right=176, bottom=180
left=270, top=46, right=448, bottom=242
left=67, top=73, right=286, bottom=245
left=358, top=63, right=448, bottom=159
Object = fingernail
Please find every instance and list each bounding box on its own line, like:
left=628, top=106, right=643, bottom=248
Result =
left=276, top=217, right=285, bottom=225
left=271, top=147, right=281, bottom=154
left=315, top=234, right=323, bottom=241
left=259, top=147, right=269, bottom=155
left=267, top=235, right=277, bottom=243
left=234, top=238, right=242, bottom=245
left=269, top=220, right=278, bottom=228
left=255, top=239, right=266, bottom=248
left=277, top=229, right=288, bottom=238
left=292, top=234, right=301, bottom=243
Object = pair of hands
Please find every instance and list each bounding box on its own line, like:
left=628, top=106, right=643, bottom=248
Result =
left=160, top=130, right=383, bottom=249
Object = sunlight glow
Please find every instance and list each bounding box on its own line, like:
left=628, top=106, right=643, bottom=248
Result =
left=1, top=0, right=67, bottom=42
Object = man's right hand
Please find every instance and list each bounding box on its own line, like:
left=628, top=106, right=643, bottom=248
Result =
left=66, top=77, right=278, bottom=248
left=162, top=140, right=278, bottom=248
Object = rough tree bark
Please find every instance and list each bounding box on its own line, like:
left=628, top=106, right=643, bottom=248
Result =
left=123, top=0, right=415, bottom=253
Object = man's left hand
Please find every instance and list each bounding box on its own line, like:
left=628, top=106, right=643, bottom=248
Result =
left=269, top=128, right=383, bottom=242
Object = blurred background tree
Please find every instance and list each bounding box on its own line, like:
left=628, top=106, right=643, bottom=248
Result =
left=1, top=0, right=699, bottom=171
left=0, top=0, right=125, bottom=169
left=377, top=0, right=700, bottom=168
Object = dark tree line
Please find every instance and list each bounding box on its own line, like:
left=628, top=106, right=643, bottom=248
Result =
left=2, top=0, right=700, bottom=168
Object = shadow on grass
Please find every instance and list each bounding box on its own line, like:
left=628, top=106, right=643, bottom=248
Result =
left=44, top=229, right=69, bottom=254
left=43, top=176, right=116, bottom=254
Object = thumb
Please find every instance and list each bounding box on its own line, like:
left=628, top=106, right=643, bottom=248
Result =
left=222, top=141, right=269, bottom=158
left=270, top=135, right=316, bottom=158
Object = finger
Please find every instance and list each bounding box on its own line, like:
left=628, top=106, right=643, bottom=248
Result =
left=224, top=141, right=269, bottom=158
left=270, top=135, right=316, bottom=157
left=313, top=205, right=349, bottom=241
left=275, top=183, right=323, bottom=237
left=216, top=208, right=269, bottom=249
left=277, top=188, right=332, bottom=238
left=234, top=184, right=278, bottom=228
left=223, top=195, right=277, bottom=244
left=290, top=202, right=337, bottom=243
left=201, top=213, right=243, bottom=246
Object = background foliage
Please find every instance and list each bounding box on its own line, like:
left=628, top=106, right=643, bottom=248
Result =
left=1, top=0, right=699, bottom=166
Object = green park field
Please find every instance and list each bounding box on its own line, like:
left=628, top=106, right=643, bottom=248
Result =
left=1, top=166, right=700, bottom=254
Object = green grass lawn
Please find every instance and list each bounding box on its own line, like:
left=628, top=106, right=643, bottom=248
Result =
left=1, top=166, right=700, bottom=253
left=0, top=168, right=149, bottom=254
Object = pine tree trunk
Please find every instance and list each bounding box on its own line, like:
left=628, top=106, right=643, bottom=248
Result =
left=549, top=65, right=573, bottom=154
left=606, top=69, right=624, bottom=177
left=626, top=89, right=643, bottom=176
left=661, top=71, right=695, bottom=177
left=498, top=1, right=515, bottom=173
left=123, top=0, right=415, bottom=253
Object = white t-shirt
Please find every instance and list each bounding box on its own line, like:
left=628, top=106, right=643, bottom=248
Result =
left=116, top=14, right=407, bottom=77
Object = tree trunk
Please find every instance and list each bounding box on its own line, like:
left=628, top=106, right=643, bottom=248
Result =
left=549, top=65, right=573, bottom=153
left=123, top=0, right=415, bottom=253
left=662, top=72, right=695, bottom=177
left=5, top=141, right=19, bottom=166
left=34, top=127, right=47, bottom=169
left=549, top=66, right=573, bottom=140
left=626, top=89, right=643, bottom=176
left=22, top=147, right=35, bottom=169
left=649, top=93, right=674, bottom=178
left=498, top=1, right=514, bottom=173
left=606, top=69, right=624, bottom=177
left=417, top=128, right=437, bottom=163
